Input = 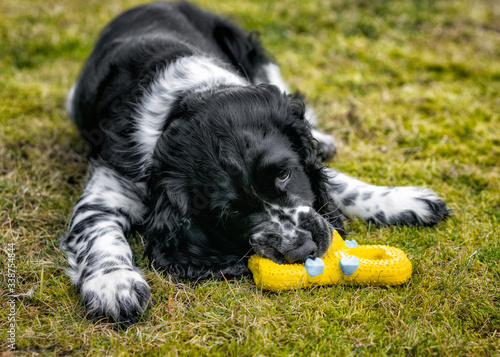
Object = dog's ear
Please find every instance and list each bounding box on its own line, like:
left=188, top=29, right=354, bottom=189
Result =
left=143, top=169, right=251, bottom=278
left=278, top=93, right=346, bottom=236
left=143, top=176, right=189, bottom=264
left=143, top=125, right=194, bottom=264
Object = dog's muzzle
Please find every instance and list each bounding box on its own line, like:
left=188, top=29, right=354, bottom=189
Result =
left=249, top=205, right=332, bottom=264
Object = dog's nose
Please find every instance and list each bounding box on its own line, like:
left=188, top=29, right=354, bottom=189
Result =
left=283, top=240, right=317, bottom=264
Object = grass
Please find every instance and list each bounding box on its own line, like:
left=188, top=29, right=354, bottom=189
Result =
left=0, top=0, right=499, bottom=355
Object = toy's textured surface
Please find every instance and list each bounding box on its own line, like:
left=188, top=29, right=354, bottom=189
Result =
left=248, top=230, right=412, bottom=290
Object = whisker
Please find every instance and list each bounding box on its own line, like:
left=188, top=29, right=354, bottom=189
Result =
left=236, top=248, right=254, bottom=264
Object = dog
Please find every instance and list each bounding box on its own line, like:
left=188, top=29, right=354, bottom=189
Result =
left=61, top=1, right=449, bottom=326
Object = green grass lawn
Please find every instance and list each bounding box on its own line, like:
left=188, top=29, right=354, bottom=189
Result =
left=1, top=0, right=499, bottom=355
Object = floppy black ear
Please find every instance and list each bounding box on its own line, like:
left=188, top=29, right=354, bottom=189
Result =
left=143, top=122, right=195, bottom=266
left=279, top=94, right=346, bottom=237
left=143, top=169, right=252, bottom=279
left=143, top=177, right=189, bottom=267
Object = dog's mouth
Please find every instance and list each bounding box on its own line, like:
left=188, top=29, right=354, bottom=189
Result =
left=282, top=238, right=318, bottom=263
left=250, top=230, right=319, bottom=264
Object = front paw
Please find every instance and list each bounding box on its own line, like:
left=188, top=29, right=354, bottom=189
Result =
left=79, top=268, right=151, bottom=327
left=384, top=187, right=450, bottom=227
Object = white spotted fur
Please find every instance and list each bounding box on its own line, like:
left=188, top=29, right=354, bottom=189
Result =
left=326, top=169, right=448, bottom=226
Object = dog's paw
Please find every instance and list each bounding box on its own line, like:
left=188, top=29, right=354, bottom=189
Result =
left=79, top=268, right=151, bottom=328
left=371, top=187, right=451, bottom=227
left=312, top=129, right=337, bottom=161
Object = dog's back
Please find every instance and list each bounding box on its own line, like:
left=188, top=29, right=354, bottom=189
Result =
left=68, top=1, right=268, bottom=137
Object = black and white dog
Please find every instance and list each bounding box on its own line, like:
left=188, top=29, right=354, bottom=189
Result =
left=61, top=1, right=449, bottom=326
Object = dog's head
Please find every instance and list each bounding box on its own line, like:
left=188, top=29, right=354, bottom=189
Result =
left=145, top=84, right=344, bottom=278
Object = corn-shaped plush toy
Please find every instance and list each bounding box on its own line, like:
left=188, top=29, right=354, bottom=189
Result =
left=248, top=230, right=412, bottom=290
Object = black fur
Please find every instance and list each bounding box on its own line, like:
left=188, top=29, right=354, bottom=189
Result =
left=66, top=0, right=343, bottom=293
left=62, top=1, right=448, bottom=326
left=71, top=1, right=269, bottom=179
left=144, top=85, right=344, bottom=278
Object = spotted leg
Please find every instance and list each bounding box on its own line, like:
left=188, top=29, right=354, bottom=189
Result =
left=326, top=169, right=450, bottom=226
left=60, top=163, right=151, bottom=327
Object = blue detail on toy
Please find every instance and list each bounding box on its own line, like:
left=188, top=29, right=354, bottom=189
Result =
left=345, top=239, right=358, bottom=248
left=339, top=256, right=360, bottom=275
left=304, top=257, right=325, bottom=277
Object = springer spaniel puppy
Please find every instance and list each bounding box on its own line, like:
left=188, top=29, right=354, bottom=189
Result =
left=61, top=1, right=449, bottom=326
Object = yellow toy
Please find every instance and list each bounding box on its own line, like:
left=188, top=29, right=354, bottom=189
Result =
left=248, top=230, right=412, bottom=290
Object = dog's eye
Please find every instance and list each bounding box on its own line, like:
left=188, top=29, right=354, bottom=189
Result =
left=276, top=170, right=291, bottom=183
